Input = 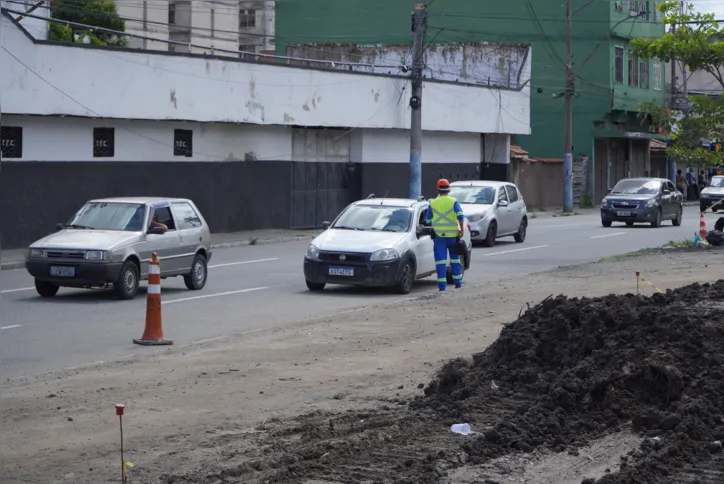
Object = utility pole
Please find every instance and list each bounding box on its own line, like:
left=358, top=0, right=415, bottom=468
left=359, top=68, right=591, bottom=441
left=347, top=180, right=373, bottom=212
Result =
left=409, top=2, right=426, bottom=200
left=668, top=10, right=678, bottom=184
left=563, top=0, right=574, bottom=213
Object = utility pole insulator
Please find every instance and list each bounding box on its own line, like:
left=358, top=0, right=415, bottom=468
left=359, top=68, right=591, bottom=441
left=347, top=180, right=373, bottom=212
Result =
left=408, top=2, right=427, bottom=200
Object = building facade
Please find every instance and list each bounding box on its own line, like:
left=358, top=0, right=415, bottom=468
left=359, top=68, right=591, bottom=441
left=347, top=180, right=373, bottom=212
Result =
left=275, top=0, right=668, bottom=203
left=112, top=0, right=275, bottom=56
left=0, top=12, right=530, bottom=248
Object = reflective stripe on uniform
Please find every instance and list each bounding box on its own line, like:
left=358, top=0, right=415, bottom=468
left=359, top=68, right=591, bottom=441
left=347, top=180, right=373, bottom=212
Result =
left=437, top=277, right=447, bottom=282
left=452, top=274, right=462, bottom=280
left=429, top=196, right=459, bottom=235
left=450, top=257, right=460, bottom=263
left=435, top=259, right=447, bottom=265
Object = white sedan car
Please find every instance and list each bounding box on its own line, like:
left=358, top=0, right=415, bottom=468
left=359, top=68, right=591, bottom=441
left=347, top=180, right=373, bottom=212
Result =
left=449, top=180, right=528, bottom=247
left=303, top=197, right=472, bottom=294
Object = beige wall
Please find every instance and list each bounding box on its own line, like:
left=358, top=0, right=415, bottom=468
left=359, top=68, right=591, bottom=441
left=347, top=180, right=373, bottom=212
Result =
left=517, top=160, right=564, bottom=210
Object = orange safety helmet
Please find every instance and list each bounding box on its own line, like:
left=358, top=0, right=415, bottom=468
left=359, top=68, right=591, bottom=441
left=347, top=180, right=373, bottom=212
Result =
left=436, top=178, right=451, bottom=191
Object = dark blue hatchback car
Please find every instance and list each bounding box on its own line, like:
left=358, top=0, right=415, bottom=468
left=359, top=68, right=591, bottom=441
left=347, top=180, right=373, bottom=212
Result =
left=600, top=178, right=683, bottom=228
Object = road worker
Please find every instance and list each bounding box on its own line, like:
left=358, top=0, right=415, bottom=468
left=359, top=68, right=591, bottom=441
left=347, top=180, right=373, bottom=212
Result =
left=425, top=179, right=465, bottom=291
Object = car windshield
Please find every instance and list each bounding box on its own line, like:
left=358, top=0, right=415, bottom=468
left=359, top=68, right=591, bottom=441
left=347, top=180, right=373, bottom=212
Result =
left=68, top=202, right=146, bottom=231
left=333, top=205, right=412, bottom=232
left=449, top=186, right=496, bottom=204
left=710, top=176, right=724, bottom=187
left=610, top=179, right=661, bottom=195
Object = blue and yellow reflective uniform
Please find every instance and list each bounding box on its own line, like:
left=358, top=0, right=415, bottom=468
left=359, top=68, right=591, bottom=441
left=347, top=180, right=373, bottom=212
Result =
left=426, top=195, right=464, bottom=290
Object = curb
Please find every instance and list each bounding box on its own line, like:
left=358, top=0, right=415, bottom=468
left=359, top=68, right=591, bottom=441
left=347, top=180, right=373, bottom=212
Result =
left=0, top=233, right=318, bottom=272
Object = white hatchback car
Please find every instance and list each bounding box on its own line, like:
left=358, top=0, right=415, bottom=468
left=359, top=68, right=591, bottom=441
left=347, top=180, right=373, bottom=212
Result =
left=449, top=180, right=528, bottom=247
left=303, top=197, right=472, bottom=294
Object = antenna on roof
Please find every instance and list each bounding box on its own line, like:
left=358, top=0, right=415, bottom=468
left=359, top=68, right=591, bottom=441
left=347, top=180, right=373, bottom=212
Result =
left=380, top=190, right=390, bottom=204
left=366, top=193, right=376, bottom=199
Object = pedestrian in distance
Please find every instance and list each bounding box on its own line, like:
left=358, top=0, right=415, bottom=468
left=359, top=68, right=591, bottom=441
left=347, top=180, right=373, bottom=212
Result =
left=425, top=179, right=465, bottom=292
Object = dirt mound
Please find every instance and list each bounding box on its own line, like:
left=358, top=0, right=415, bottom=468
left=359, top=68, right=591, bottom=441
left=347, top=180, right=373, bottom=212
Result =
left=418, top=281, right=724, bottom=482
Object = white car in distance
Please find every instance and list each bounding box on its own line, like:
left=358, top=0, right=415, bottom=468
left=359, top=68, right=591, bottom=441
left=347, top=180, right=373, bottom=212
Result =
left=303, top=197, right=472, bottom=294
left=449, top=181, right=528, bottom=247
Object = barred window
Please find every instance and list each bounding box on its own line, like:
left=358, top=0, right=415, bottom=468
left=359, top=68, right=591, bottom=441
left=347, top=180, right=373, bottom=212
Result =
left=1, top=126, right=23, bottom=158
left=174, top=129, right=193, bottom=157
left=93, top=128, right=115, bottom=157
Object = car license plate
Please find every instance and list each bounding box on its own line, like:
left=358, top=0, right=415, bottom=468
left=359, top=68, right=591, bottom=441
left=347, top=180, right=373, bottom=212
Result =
left=50, top=266, right=75, bottom=277
left=329, top=266, right=354, bottom=276
left=617, top=211, right=631, bottom=216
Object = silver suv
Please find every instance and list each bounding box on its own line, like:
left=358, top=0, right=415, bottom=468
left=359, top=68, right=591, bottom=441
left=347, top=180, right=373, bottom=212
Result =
left=25, top=197, right=212, bottom=299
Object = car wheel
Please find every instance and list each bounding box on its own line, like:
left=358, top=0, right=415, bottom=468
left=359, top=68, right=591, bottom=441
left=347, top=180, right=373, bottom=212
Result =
left=447, top=254, right=465, bottom=285
left=651, top=208, right=662, bottom=228
left=306, top=279, right=325, bottom=291
left=672, top=205, right=683, bottom=226
left=114, top=260, right=140, bottom=300
left=394, top=260, right=415, bottom=294
left=513, top=218, right=527, bottom=243
left=482, top=221, right=497, bottom=247
left=602, top=219, right=612, bottom=227
left=35, top=279, right=59, bottom=298
left=184, top=253, right=208, bottom=290
left=625, top=221, right=634, bottom=226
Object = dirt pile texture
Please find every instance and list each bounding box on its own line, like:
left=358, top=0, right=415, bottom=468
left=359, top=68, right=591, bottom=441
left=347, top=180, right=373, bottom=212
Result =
left=160, top=280, right=724, bottom=483
left=420, top=280, right=724, bottom=482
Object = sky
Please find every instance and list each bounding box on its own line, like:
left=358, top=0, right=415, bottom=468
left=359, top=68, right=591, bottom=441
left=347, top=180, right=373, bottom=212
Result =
left=692, top=0, right=724, bottom=17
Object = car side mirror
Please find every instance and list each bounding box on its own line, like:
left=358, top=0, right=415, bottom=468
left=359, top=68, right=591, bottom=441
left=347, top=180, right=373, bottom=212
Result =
left=321, top=221, right=331, bottom=230
left=147, top=226, right=166, bottom=235
left=417, top=226, right=433, bottom=238
left=498, top=200, right=509, bottom=207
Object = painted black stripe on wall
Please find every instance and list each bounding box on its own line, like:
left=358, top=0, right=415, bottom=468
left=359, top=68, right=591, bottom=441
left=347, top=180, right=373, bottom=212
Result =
left=359, top=163, right=481, bottom=200
left=0, top=161, right=292, bottom=249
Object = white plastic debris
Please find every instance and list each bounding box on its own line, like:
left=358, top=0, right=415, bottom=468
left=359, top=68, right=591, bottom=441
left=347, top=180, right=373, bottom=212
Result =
left=450, top=423, right=471, bottom=435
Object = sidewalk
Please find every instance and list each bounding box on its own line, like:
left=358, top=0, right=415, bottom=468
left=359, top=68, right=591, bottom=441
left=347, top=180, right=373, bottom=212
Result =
left=0, top=228, right=321, bottom=271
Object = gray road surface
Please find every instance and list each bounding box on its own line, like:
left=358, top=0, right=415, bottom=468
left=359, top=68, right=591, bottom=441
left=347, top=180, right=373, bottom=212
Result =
left=0, top=206, right=710, bottom=378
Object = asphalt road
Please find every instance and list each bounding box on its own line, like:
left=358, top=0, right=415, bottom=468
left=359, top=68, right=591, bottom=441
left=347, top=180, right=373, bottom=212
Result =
left=0, top=206, right=710, bottom=379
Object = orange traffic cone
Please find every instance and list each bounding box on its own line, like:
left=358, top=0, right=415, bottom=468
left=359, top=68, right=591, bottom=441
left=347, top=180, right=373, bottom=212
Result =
left=700, top=212, right=708, bottom=239
left=133, top=252, right=172, bottom=346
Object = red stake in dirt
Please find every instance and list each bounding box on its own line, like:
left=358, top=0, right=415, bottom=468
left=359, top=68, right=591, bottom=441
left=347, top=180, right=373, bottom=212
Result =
left=115, top=404, right=125, bottom=483
left=636, top=271, right=640, bottom=295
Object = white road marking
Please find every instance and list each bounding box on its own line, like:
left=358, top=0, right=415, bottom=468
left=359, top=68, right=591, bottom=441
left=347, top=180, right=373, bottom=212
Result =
left=209, top=258, right=278, bottom=269
left=162, top=286, right=267, bottom=304
left=590, top=232, right=626, bottom=239
left=0, top=287, right=34, bottom=294
left=0, top=324, right=21, bottom=330
left=482, top=245, right=549, bottom=256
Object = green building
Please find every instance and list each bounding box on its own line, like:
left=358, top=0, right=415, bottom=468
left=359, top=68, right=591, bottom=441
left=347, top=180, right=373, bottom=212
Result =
left=275, top=0, right=668, bottom=202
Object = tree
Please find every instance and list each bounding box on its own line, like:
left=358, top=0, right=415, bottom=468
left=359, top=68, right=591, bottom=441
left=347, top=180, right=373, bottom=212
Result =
left=632, top=1, right=724, bottom=167
left=49, top=0, right=127, bottom=47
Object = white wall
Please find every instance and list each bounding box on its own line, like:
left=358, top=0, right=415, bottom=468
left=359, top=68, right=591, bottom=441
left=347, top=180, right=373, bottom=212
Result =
left=1, top=19, right=531, bottom=135
left=1, top=115, right=293, bottom=161
left=353, top=129, right=481, bottom=164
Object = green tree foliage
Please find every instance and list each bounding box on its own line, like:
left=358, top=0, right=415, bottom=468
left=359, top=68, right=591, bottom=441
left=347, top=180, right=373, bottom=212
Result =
left=49, top=0, right=127, bottom=47
left=633, top=1, right=724, bottom=167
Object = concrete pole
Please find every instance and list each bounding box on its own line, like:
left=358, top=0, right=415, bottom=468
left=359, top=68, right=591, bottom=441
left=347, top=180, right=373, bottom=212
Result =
left=563, top=0, right=574, bottom=213
left=668, top=17, right=678, bottom=184
left=409, top=2, right=426, bottom=200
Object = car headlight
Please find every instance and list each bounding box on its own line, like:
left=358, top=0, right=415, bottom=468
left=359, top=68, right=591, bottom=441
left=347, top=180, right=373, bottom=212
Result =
left=306, top=244, right=320, bottom=260
left=370, top=248, right=399, bottom=261
left=85, top=250, right=106, bottom=260
left=646, top=198, right=657, bottom=208
left=29, top=248, right=46, bottom=258
left=467, top=214, right=485, bottom=223
left=601, top=199, right=609, bottom=208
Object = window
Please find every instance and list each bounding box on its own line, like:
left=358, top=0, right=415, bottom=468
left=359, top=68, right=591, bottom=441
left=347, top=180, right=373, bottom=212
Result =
left=93, top=128, right=115, bottom=157
left=497, top=187, right=508, bottom=203
left=0, top=126, right=22, bottom=158
left=505, top=185, right=519, bottom=202
left=239, top=9, right=256, bottom=29
left=653, top=58, right=661, bottom=90
left=628, top=51, right=638, bottom=86
left=614, top=47, right=624, bottom=83
left=653, top=0, right=662, bottom=22
left=168, top=3, right=175, bottom=24
left=331, top=205, right=412, bottom=232
left=639, top=59, right=649, bottom=88
left=172, top=202, right=202, bottom=230
left=448, top=185, right=496, bottom=204
left=69, top=202, right=145, bottom=231
left=150, top=206, right=176, bottom=231
left=174, top=129, right=193, bottom=157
